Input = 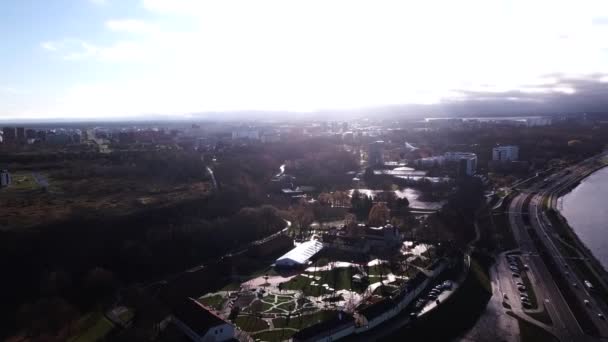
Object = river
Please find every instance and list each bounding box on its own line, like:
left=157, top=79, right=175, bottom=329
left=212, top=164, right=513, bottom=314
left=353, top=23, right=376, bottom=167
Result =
left=559, top=166, right=608, bottom=270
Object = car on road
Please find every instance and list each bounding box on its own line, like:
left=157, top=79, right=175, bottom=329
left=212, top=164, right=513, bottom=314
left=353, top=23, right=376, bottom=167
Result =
left=523, top=264, right=529, bottom=270
left=573, top=283, right=578, bottom=288
left=503, top=294, right=509, bottom=300
left=598, top=313, right=605, bottom=320
left=584, top=300, right=590, bottom=306
left=518, top=285, right=527, bottom=292
left=512, top=273, right=520, bottom=278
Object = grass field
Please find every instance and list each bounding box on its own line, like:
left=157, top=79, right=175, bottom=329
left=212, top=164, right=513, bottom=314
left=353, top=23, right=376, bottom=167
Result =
left=7, top=172, right=39, bottom=191
left=198, top=294, right=226, bottom=310
left=234, top=315, right=269, bottom=332
left=252, top=329, right=296, bottom=342
left=282, top=267, right=358, bottom=297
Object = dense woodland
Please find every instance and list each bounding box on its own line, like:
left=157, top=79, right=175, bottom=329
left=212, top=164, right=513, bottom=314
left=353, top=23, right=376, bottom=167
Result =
left=0, top=137, right=361, bottom=338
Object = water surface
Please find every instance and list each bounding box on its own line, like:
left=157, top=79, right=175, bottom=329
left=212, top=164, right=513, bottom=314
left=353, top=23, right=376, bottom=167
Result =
left=559, top=167, right=608, bottom=270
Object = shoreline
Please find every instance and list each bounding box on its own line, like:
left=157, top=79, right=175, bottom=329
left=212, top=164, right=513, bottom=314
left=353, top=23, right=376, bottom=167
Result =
left=553, top=162, right=608, bottom=285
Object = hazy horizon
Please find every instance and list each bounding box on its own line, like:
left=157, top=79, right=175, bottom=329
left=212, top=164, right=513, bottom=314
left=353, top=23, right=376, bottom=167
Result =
left=3, top=0, right=608, bottom=120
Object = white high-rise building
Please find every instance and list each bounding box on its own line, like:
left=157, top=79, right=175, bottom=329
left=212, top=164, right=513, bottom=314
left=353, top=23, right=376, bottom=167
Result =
left=492, top=145, right=519, bottom=161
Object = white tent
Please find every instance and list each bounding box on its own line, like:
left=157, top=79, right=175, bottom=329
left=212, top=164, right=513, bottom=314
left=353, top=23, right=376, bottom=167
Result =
left=276, top=240, right=324, bottom=267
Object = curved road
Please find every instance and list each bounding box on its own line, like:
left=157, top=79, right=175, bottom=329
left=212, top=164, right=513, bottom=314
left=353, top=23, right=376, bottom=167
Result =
left=505, top=153, right=608, bottom=341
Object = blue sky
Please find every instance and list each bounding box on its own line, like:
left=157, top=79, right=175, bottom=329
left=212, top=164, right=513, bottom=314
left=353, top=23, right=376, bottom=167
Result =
left=1, top=0, right=608, bottom=119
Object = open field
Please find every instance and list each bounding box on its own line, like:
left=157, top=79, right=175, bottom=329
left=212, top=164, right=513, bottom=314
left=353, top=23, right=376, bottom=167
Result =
left=0, top=159, right=212, bottom=230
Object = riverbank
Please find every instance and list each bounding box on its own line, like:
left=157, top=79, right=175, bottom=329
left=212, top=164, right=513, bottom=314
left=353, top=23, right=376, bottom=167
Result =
left=549, top=161, right=608, bottom=308
left=555, top=164, right=608, bottom=276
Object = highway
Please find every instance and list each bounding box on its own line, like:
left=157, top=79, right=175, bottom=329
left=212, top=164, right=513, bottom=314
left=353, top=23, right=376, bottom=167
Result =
left=505, top=152, right=608, bottom=341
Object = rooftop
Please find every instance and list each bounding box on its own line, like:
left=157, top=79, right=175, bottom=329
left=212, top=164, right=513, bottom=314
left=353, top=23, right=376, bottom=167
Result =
left=173, top=298, right=229, bottom=336
left=276, top=240, right=324, bottom=265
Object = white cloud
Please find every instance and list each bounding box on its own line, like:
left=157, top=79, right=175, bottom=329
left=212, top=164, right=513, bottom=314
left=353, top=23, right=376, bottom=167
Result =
left=105, top=19, right=158, bottom=34
left=31, top=0, right=608, bottom=117
left=41, top=41, right=58, bottom=51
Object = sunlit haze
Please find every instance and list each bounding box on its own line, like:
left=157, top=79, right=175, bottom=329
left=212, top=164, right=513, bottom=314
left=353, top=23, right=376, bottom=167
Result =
left=2, top=0, right=608, bottom=119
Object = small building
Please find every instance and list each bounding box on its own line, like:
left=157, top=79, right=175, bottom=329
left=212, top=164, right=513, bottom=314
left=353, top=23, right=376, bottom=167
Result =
left=275, top=240, right=324, bottom=267
left=172, top=298, right=235, bottom=342
left=292, top=311, right=355, bottom=342
left=492, top=145, right=519, bottom=161
left=0, top=170, right=11, bottom=188
left=322, top=234, right=370, bottom=253
left=364, top=224, right=401, bottom=248
left=444, top=152, right=477, bottom=176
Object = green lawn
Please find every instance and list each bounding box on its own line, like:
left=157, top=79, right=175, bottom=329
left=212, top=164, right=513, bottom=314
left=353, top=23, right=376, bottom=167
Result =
left=261, top=300, right=275, bottom=311
left=234, top=315, right=269, bottom=332
left=276, top=301, right=296, bottom=311
left=281, top=266, right=362, bottom=297
left=68, top=312, right=115, bottom=342
left=198, top=294, right=226, bottom=310
left=252, top=329, right=296, bottom=342
left=2, top=172, right=38, bottom=192
left=275, top=295, right=294, bottom=304
left=272, top=310, right=337, bottom=330
left=282, top=276, right=329, bottom=297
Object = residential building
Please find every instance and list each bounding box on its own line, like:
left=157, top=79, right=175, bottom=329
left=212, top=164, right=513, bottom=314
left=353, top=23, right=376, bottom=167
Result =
left=2, top=127, right=16, bottom=142
left=444, top=152, right=477, bottom=176
left=16, top=127, right=25, bottom=141
left=261, top=131, right=280, bottom=143
left=172, top=298, right=235, bottom=342
left=25, top=129, right=36, bottom=140
left=368, top=141, right=385, bottom=166
left=231, top=129, right=259, bottom=140
left=46, top=132, right=72, bottom=145
left=414, top=156, right=445, bottom=168
left=364, top=224, right=401, bottom=248
left=492, top=145, right=519, bottom=161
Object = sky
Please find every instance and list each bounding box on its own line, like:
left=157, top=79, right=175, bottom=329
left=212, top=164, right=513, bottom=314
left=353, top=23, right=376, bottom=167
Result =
left=2, top=0, right=608, bottom=120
